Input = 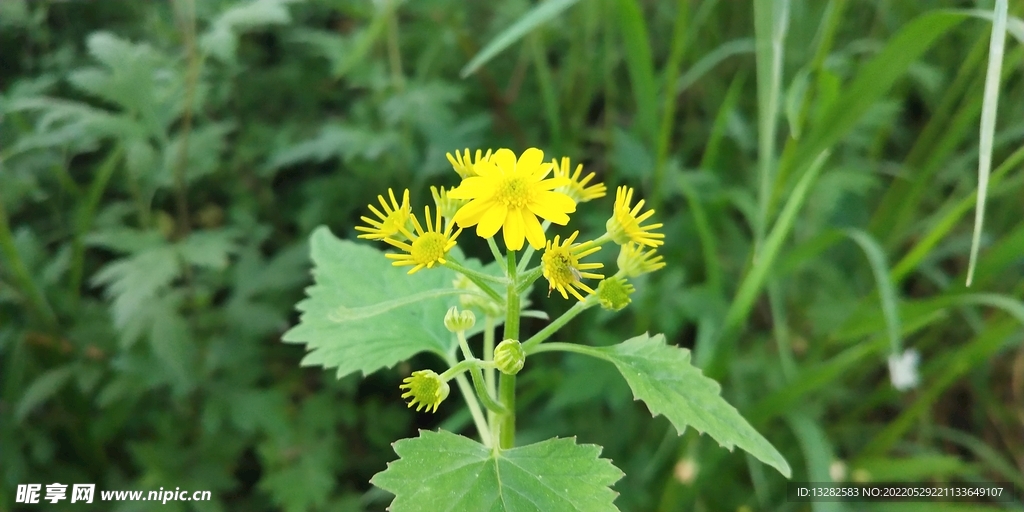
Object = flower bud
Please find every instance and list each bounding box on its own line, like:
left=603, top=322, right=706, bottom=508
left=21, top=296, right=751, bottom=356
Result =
left=616, top=242, right=666, bottom=278
left=596, top=276, right=635, bottom=311
left=493, top=339, right=525, bottom=375
left=444, top=306, right=476, bottom=333
left=399, top=370, right=450, bottom=413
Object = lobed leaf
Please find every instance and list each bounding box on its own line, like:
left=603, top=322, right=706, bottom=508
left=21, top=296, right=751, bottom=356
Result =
left=282, top=226, right=479, bottom=379
left=371, top=430, right=623, bottom=512
left=593, top=333, right=791, bottom=477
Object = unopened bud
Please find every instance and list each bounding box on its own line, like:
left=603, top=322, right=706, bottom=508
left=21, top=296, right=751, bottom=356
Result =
left=494, top=339, right=525, bottom=375
left=596, top=276, right=635, bottom=311
left=444, top=306, right=476, bottom=333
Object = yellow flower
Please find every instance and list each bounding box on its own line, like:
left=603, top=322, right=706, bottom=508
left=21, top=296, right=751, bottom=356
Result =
left=449, top=148, right=576, bottom=251
left=431, top=185, right=466, bottom=222
left=446, top=148, right=493, bottom=178
left=355, top=188, right=411, bottom=241
left=617, top=242, right=666, bottom=277
left=607, top=186, right=664, bottom=247
left=541, top=231, right=603, bottom=301
left=554, top=157, right=606, bottom=203
left=384, top=206, right=461, bottom=274
left=399, top=370, right=450, bottom=413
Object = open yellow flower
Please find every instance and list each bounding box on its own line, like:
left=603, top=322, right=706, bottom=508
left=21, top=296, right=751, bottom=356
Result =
left=355, top=188, right=411, bottom=241
left=554, top=157, right=606, bottom=203
left=446, top=149, right=493, bottom=178
left=541, top=231, right=603, bottom=301
left=384, top=206, right=461, bottom=274
left=617, top=242, right=666, bottom=277
left=607, top=186, right=665, bottom=247
left=449, top=148, right=576, bottom=251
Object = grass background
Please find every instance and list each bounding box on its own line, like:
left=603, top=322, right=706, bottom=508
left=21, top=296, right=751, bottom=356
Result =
left=1, top=0, right=1022, bottom=510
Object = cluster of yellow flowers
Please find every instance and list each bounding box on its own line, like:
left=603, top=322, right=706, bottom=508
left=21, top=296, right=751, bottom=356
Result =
left=357, top=147, right=665, bottom=301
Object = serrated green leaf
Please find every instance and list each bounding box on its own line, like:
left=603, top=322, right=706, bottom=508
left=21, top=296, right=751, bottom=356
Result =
left=593, top=333, right=791, bottom=477
left=177, top=229, right=239, bottom=270
left=282, top=226, right=477, bottom=379
left=90, top=245, right=181, bottom=328
left=15, top=365, right=75, bottom=422
left=371, top=430, right=623, bottom=512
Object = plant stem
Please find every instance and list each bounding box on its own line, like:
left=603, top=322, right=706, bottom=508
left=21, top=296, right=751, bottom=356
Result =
left=484, top=316, right=496, bottom=396
left=0, top=199, right=58, bottom=330
left=522, top=298, right=595, bottom=352
left=515, top=266, right=544, bottom=295
left=487, top=238, right=506, bottom=272
left=451, top=374, right=492, bottom=447
left=443, top=261, right=505, bottom=303
left=497, top=250, right=520, bottom=450
left=527, top=341, right=609, bottom=360
left=456, top=331, right=506, bottom=415
left=444, top=259, right=507, bottom=285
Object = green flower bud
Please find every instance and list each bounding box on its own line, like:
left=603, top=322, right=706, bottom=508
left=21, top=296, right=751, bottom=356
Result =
left=596, top=276, right=635, bottom=311
left=399, top=370, right=450, bottom=413
left=444, top=306, right=476, bottom=333
left=493, top=339, right=525, bottom=375
left=616, top=242, right=666, bottom=278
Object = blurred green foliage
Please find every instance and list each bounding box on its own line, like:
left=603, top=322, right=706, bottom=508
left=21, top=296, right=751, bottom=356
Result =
left=1, top=0, right=1022, bottom=511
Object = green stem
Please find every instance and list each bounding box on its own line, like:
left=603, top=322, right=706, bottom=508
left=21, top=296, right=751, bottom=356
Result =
left=439, top=358, right=487, bottom=380
left=522, top=299, right=595, bottom=352
left=484, top=316, right=496, bottom=396
left=527, top=341, right=609, bottom=360
left=0, top=199, right=57, bottom=329
left=443, top=261, right=505, bottom=304
left=516, top=220, right=551, bottom=273
left=444, top=259, right=508, bottom=285
left=497, top=250, right=520, bottom=451
left=451, top=373, right=492, bottom=447
left=487, top=238, right=506, bottom=273
left=70, top=146, right=124, bottom=305
left=456, top=331, right=506, bottom=415
left=515, top=266, right=544, bottom=295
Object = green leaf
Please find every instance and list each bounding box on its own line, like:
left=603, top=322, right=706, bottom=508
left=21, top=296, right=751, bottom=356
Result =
left=282, top=227, right=473, bottom=379
left=593, top=333, right=791, bottom=477
left=15, top=365, right=75, bottom=422
left=460, top=0, right=583, bottom=78
left=371, top=430, right=623, bottom=511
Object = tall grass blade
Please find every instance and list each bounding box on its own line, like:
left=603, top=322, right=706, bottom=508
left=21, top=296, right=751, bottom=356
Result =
left=754, top=0, right=790, bottom=254
left=460, top=0, right=583, bottom=78
left=843, top=229, right=902, bottom=354
left=966, top=0, right=1007, bottom=287
left=616, top=0, right=658, bottom=147
left=702, top=150, right=830, bottom=373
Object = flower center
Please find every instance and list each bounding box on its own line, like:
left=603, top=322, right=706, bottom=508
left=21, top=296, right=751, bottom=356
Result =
left=381, top=210, right=409, bottom=236
left=543, top=248, right=577, bottom=286
left=496, top=176, right=531, bottom=209
left=411, top=232, right=447, bottom=264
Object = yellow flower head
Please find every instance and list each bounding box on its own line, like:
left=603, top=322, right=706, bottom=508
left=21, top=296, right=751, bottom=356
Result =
left=446, top=148, right=494, bottom=178
left=431, top=185, right=466, bottom=222
left=607, top=186, right=665, bottom=247
left=617, top=242, right=666, bottom=277
left=399, top=370, right=450, bottom=413
left=554, top=157, right=606, bottom=203
left=449, top=148, right=576, bottom=251
left=355, top=188, right=412, bottom=241
left=384, top=205, right=461, bottom=274
left=541, top=231, right=604, bottom=301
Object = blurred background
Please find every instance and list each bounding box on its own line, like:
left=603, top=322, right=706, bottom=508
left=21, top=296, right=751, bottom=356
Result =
left=1, top=0, right=1022, bottom=510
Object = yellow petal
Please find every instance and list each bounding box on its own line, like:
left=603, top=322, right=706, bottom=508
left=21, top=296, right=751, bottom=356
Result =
left=448, top=176, right=493, bottom=199
left=473, top=159, right=500, bottom=178
left=528, top=201, right=571, bottom=225
left=521, top=210, right=546, bottom=250
left=454, top=198, right=493, bottom=227
left=516, top=148, right=545, bottom=176
left=534, top=190, right=577, bottom=213
left=476, top=202, right=507, bottom=238
left=492, top=148, right=517, bottom=176
left=503, top=208, right=525, bottom=251
left=535, top=176, right=571, bottom=190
